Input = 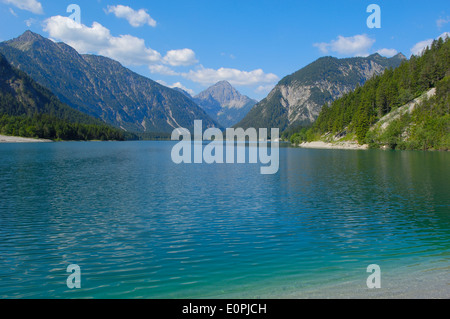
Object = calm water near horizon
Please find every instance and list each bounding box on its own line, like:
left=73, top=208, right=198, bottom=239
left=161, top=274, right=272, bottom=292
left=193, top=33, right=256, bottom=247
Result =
left=0, top=141, right=449, bottom=298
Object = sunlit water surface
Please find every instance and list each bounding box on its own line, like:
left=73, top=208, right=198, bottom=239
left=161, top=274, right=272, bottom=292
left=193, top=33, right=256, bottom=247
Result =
left=0, top=141, right=448, bottom=298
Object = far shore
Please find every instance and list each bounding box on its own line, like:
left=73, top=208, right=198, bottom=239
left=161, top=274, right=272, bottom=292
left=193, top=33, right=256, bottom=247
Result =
left=297, top=141, right=369, bottom=150
left=0, top=135, right=52, bottom=143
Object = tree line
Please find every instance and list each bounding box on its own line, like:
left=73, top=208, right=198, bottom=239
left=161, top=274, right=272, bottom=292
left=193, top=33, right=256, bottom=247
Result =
left=0, top=113, right=127, bottom=141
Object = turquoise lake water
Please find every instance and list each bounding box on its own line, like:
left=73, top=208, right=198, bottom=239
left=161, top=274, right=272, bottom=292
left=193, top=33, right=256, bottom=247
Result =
left=0, top=141, right=449, bottom=298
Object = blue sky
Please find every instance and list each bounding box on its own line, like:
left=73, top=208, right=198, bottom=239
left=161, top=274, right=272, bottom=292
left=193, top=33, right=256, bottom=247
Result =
left=0, top=0, right=449, bottom=100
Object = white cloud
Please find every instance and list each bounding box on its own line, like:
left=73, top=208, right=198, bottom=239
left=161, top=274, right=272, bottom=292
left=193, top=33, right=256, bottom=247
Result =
left=149, top=64, right=179, bottom=76
left=221, top=52, right=236, bottom=59
left=314, top=34, right=375, bottom=57
left=1, top=0, right=43, bottom=14
left=43, top=15, right=201, bottom=75
left=43, top=16, right=162, bottom=66
left=183, top=66, right=278, bottom=87
left=102, top=34, right=161, bottom=65
left=42, top=13, right=275, bottom=90
left=106, top=5, right=156, bottom=27
left=256, top=84, right=275, bottom=94
left=9, top=7, right=17, bottom=16
left=314, top=42, right=329, bottom=54
left=411, top=32, right=450, bottom=56
left=376, top=48, right=398, bottom=57
left=171, top=82, right=195, bottom=96
left=411, top=39, right=433, bottom=56
left=25, top=18, right=36, bottom=27
left=437, top=16, right=450, bottom=29
left=163, top=49, right=198, bottom=66
left=157, top=81, right=195, bottom=96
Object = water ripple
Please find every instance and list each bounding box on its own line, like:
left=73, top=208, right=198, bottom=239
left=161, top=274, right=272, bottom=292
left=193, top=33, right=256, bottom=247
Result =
left=0, top=143, right=449, bottom=298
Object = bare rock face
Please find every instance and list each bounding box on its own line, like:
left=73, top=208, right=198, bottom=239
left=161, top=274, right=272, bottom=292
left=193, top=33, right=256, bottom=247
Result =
left=194, top=81, right=257, bottom=128
left=237, top=53, right=407, bottom=131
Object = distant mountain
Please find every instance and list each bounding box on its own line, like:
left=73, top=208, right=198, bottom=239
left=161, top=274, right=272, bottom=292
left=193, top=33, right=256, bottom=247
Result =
left=0, top=31, right=218, bottom=133
left=0, top=52, right=126, bottom=140
left=237, top=53, right=407, bottom=131
left=193, top=81, right=257, bottom=127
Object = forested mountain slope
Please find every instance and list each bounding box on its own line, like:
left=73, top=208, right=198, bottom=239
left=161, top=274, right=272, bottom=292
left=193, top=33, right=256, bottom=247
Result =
left=291, top=37, right=449, bottom=151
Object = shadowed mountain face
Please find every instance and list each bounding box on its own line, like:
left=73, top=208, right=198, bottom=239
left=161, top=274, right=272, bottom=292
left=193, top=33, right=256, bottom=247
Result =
left=0, top=31, right=218, bottom=133
left=0, top=52, right=126, bottom=140
left=0, top=52, right=101, bottom=124
left=237, top=53, right=407, bottom=131
left=193, top=81, right=257, bottom=127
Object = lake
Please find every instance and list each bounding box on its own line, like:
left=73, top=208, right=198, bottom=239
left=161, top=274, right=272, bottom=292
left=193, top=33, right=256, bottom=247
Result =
left=0, top=141, right=449, bottom=298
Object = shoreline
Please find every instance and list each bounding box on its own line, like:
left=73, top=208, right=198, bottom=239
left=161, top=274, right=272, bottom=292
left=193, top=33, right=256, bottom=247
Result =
left=213, top=264, right=450, bottom=299
left=297, top=141, right=369, bottom=150
left=0, top=135, right=52, bottom=143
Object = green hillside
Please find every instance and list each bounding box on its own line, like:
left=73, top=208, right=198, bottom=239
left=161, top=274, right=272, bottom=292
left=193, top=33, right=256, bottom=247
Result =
left=292, top=37, right=450, bottom=151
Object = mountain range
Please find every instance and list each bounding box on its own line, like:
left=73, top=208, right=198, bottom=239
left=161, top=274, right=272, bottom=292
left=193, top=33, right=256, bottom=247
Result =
left=237, top=53, right=407, bottom=131
left=0, top=31, right=217, bottom=133
left=0, top=31, right=411, bottom=136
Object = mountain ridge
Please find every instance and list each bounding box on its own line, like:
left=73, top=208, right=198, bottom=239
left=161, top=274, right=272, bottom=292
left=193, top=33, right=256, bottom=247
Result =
left=0, top=52, right=126, bottom=140
left=0, top=31, right=218, bottom=133
left=237, top=52, right=407, bottom=131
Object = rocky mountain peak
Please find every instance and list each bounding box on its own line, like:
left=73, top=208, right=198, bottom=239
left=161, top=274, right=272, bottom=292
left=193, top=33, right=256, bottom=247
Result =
left=193, top=81, right=257, bottom=127
left=16, top=30, right=43, bottom=42
left=197, top=81, right=238, bottom=102
left=393, top=52, right=407, bottom=60
left=5, top=30, right=49, bottom=52
left=214, top=80, right=233, bottom=87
